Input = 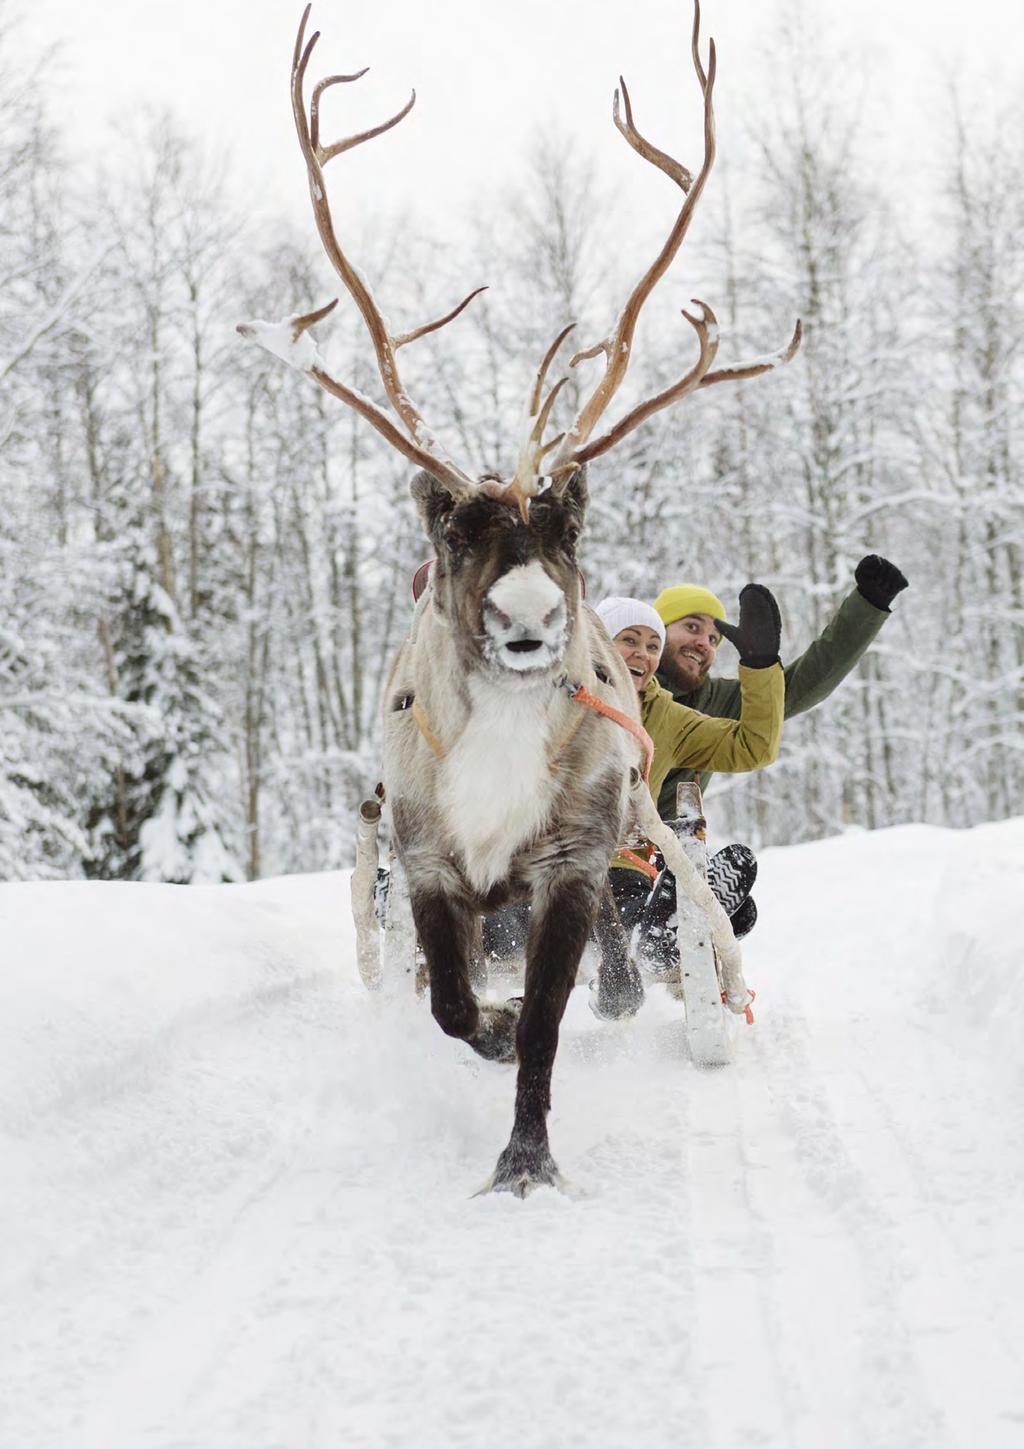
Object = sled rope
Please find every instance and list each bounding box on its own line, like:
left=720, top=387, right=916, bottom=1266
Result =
left=722, top=986, right=756, bottom=1025
left=547, top=706, right=589, bottom=775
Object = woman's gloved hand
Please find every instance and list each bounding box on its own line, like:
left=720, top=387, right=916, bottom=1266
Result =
left=714, top=584, right=782, bottom=669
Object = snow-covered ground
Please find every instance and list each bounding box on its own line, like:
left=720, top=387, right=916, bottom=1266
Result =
left=3, top=820, right=1023, bottom=1449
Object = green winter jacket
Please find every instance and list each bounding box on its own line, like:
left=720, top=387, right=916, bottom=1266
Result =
left=612, top=662, right=783, bottom=871
left=655, top=585, right=888, bottom=818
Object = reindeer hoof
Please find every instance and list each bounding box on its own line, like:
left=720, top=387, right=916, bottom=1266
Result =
left=588, top=975, right=644, bottom=1021
left=468, top=1001, right=520, bottom=1063
left=475, top=1141, right=567, bottom=1198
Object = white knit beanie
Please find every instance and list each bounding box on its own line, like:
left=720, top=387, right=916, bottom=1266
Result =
left=593, top=596, right=667, bottom=649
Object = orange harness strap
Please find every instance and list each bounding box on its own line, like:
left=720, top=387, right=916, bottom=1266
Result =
left=562, top=680, right=655, bottom=784
left=411, top=698, right=446, bottom=759
left=409, top=675, right=656, bottom=794
left=618, top=848, right=659, bottom=881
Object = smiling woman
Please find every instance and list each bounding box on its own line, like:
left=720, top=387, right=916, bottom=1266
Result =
left=593, top=596, right=665, bottom=691
left=591, top=587, right=784, bottom=950
left=614, top=623, right=663, bottom=691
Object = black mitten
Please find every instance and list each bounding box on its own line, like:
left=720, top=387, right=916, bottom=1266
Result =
left=855, top=555, right=908, bottom=611
left=714, top=584, right=781, bottom=669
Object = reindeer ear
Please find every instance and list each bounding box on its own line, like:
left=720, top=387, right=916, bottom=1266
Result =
left=410, top=470, right=456, bottom=544
left=558, top=464, right=589, bottom=527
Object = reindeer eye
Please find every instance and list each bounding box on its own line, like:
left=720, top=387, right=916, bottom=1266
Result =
left=564, top=525, right=580, bottom=550
left=444, top=527, right=468, bottom=557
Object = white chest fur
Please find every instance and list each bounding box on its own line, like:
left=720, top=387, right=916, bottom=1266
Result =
left=439, top=679, right=559, bottom=894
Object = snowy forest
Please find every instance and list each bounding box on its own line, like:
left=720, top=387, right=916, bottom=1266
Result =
left=2, top=1, right=1022, bottom=884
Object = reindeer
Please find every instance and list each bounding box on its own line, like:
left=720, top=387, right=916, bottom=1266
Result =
left=239, top=1, right=801, bottom=1196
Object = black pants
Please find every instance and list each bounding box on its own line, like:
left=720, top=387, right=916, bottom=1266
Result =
left=482, top=850, right=754, bottom=970
left=481, top=868, right=651, bottom=962
left=481, top=899, right=532, bottom=961
left=606, top=868, right=653, bottom=931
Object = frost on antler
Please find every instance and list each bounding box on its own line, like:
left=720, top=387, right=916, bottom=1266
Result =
left=235, top=311, right=329, bottom=373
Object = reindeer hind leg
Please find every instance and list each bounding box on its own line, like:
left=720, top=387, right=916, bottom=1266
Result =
left=591, top=876, right=645, bottom=1020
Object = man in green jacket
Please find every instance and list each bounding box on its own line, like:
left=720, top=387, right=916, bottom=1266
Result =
left=640, top=554, right=908, bottom=944
left=653, top=555, right=909, bottom=820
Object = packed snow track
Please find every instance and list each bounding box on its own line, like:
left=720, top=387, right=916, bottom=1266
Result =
left=3, top=821, right=1023, bottom=1448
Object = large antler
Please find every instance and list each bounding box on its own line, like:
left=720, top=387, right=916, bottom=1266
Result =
left=543, top=0, right=801, bottom=489
left=238, top=4, right=483, bottom=500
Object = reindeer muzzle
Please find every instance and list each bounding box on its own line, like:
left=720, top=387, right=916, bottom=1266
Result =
left=482, top=562, right=568, bottom=676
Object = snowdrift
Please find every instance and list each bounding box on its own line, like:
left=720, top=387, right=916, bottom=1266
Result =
left=3, top=821, right=1023, bottom=1449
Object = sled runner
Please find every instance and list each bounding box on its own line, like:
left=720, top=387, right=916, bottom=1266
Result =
left=350, top=789, right=420, bottom=992
left=646, top=782, right=735, bottom=1067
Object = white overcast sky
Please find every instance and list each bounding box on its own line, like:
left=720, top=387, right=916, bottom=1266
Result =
left=22, top=0, right=1024, bottom=239
left=18, top=0, right=1024, bottom=281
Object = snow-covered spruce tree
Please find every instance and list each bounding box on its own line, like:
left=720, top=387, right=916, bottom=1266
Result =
left=0, top=6, right=154, bottom=879
left=430, top=126, right=678, bottom=600
left=84, top=539, right=239, bottom=882
left=78, top=119, right=242, bottom=881
left=0, top=531, right=149, bottom=880
left=575, top=150, right=782, bottom=616
left=418, top=129, right=621, bottom=482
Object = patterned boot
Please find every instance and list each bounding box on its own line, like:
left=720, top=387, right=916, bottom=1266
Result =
left=707, top=843, right=757, bottom=918
left=634, top=841, right=758, bottom=970
left=729, top=894, right=758, bottom=941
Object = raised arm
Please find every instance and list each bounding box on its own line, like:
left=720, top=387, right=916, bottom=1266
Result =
left=651, top=584, right=784, bottom=779
left=781, top=557, right=906, bottom=717
left=655, top=664, right=783, bottom=776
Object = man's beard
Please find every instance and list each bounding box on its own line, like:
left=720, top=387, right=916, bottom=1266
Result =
left=658, top=652, right=713, bottom=695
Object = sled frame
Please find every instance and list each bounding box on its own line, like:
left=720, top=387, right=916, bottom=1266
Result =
left=668, top=782, right=732, bottom=1066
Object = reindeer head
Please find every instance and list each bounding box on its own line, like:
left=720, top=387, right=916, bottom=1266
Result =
left=412, top=470, right=588, bottom=683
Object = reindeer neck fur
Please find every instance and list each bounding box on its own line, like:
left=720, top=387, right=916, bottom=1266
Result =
left=413, top=595, right=596, bottom=895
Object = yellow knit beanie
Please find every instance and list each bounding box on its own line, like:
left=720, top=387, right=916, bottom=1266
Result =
left=654, top=584, right=728, bottom=628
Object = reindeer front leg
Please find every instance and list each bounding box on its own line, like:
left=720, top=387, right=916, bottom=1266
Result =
left=411, top=887, right=520, bottom=1064
left=485, top=871, right=601, bottom=1196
